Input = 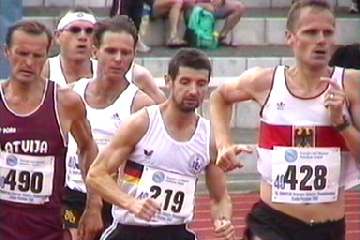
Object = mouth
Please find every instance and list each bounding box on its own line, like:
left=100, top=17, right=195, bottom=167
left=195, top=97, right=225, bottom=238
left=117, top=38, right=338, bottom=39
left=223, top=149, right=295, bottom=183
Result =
left=313, top=49, right=327, bottom=55
left=75, top=45, right=89, bottom=51
left=19, top=70, right=33, bottom=76
left=183, top=99, right=199, bottom=105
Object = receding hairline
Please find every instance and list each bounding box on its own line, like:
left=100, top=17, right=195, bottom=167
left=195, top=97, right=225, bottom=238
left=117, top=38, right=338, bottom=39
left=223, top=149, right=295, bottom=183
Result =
left=287, top=3, right=335, bottom=32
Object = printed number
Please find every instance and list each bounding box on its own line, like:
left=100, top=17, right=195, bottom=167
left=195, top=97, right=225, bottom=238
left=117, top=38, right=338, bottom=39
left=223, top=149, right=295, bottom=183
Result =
left=4, top=170, right=44, bottom=193
left=274, top=165, right=327, bottom=191
left=284, top=165, right=298, bottom=190
left=150, top=185, right=185, bottom=213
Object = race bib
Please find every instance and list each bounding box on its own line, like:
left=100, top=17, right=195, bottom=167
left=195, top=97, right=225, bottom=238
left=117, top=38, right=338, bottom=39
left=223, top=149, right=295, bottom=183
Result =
left=0, top=152, right=55, bottom=204
left=272, top=147, right=340, bottom=204
left=135, top=166, right=196, bottom=223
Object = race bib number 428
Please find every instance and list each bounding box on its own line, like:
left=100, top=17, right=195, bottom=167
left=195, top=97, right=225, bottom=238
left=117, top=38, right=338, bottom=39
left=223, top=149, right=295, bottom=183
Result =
left=271, top=147, right=341, bottom=204
left=0, top=152, right=55, bottom=204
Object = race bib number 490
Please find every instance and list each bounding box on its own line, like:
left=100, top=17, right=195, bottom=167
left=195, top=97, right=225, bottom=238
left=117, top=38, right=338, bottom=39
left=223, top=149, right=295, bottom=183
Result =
left=135, top=166, right=196, bottom=223
left=272, top=147, right=340, bottom=204
left=0, top=152, right=55, bottom=204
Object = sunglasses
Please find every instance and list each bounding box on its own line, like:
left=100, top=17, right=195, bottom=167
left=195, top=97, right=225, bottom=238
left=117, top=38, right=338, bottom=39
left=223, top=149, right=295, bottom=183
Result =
left=63, top=26, right=94, bottom=35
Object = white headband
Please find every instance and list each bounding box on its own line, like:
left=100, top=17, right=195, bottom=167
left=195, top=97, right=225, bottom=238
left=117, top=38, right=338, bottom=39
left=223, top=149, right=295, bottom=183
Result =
left=57, top=12, right=96, bottom=30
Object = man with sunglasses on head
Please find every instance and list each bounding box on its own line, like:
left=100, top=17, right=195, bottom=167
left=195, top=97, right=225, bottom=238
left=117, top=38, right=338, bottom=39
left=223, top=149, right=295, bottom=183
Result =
left=43, top=7, right=96, bottom=85
left=42, top=7, right=165, bottom=104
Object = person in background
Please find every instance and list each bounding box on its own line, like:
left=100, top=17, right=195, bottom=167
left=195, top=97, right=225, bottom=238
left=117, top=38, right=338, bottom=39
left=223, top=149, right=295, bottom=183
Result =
left=189, top=0, right=246, bottom=46
left=110, top=0, right=151, bottom=52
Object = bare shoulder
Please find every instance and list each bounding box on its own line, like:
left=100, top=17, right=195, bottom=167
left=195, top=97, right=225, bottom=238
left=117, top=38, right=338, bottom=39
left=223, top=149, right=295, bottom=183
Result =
left=133, top=64, right=151, bottom=78
left=132, top=90, right=156, bottom=113
left=242, top=67, right=275, bottom=90
left=116, top=107, right=151, bottom=143
left=344, top=68, right=360, bottom=85
left=219, top=67, right=275, bottom=103
left=57, top=86, right=86, bottom=120
left=41, top=60, right=50, bottom=79
left=343, top=69, right=360, bottom=99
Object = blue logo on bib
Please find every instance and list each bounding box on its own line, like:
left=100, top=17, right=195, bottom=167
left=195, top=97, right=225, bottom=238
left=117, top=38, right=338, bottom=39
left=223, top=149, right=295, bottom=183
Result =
left=285, top=149, right=298, bottom=163
left=152, top=171, right=165, bottom=183
left=6, top=155, right=18, bottom=166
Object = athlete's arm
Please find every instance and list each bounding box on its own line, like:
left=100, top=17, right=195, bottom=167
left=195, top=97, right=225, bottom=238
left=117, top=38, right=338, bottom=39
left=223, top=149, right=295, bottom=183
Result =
left=341, top=69, right=360, bottom=161
left=205, top=133, right=235, bottom=240
left=132, top=64, right=166, bottom=104
left=131, top=90, right=156, bottom=113
left=87, top=109, right=161, bottom=220
left=58, top=88, right=98, bottom=181
left=57, top=87, right=102, bottom=239
left=209, top=67, right=271, bottom=171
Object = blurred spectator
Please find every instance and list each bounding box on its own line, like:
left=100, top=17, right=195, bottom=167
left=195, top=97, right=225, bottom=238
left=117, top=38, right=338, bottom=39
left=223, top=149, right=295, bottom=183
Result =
left=110, top=0, right=151, bottom=52
left=330, top=44, right=360, bottom=69
left=188, top=0, right=246, bottom=46
left=0, top=0, right=22, bottom=79
left=349, top=0, right=359, bottom=13
left=148, top=0, right=193, bottom=47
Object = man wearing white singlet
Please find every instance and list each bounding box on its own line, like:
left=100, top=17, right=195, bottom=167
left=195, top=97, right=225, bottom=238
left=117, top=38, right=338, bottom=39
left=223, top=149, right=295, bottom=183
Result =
left=65, top=15, right=156, bottom=240
left=41, top=7, right=165, bottom=103
left=210, top=1, right=360, bottom=240
left=87, top=48, right=236, bottom=240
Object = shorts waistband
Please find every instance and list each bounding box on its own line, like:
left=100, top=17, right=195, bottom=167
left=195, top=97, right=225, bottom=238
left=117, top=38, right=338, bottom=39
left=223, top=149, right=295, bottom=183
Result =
left=116, top=223, right=186, bottom=232
left=256, top=200, right=345, bottom=227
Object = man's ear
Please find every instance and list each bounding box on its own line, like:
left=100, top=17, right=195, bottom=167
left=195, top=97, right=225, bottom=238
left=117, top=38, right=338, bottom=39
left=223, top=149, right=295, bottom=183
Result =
left=285, top=29, right=294, bottom=46
left=3, top=44, right=10, bottom=58
left=54, top=30, right=62, bottom=46
left=165, top=74, right=171, bottom=86
left=91, top=45, right=98, bottom=60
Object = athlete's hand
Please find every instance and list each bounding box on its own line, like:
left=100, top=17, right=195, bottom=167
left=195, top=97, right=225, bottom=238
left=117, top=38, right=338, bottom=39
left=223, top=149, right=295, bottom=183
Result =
left=78, top=207, right=104, bottom=240
left=321, top=77, right=348, bottom=126
left=214, top=219, right=236, bottom=240
left=129, top=198, right=161, bottom=221
left=216, top=144, right=253, bottom=172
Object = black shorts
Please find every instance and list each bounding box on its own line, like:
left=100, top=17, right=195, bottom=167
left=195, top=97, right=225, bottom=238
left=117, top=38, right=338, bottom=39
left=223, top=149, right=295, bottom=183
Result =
left=244, top=200, right=345, bottom=240
left=101, top=223, right=197, bottom=240
left=62, top=187, right=113, bottom=228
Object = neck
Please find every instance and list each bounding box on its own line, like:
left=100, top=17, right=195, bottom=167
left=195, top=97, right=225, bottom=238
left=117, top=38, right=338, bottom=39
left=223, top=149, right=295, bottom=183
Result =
left=162, top=101, right=197, bottom=129
left=60, top=55, right=91, bottom=81
left=3, top=77, right=45, bottom=101
left=289, top=64, right=332, bottom=91
left=87, top=74, right=129, bottom=108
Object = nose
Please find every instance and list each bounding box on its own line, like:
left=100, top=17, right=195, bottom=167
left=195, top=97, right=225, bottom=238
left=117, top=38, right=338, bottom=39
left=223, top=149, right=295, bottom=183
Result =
left=24, top=56, right=34, bottom=66
left=316, top=32, right=326, bottom=44
left=78, top=31, right=89, bottom=41
left=188, top=82, right=198, bottom=95
left=114, top=52, right=122, bottom=61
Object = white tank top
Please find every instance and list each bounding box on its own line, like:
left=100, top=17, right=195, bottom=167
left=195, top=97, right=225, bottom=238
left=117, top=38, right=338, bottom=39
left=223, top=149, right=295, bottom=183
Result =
left=65, top=78, right=138, bottom=193
left=258, top=65, right=360, bottom=190
left=48, top=55, right=133, bottom=86
left=112, top=105, right=211, bottom=226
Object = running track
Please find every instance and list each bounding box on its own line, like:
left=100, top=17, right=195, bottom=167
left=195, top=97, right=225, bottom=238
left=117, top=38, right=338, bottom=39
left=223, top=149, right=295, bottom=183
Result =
left=191, top=192, right=360, bottom=240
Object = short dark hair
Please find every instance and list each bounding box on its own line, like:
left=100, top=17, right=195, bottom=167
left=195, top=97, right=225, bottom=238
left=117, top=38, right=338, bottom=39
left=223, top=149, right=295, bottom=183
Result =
left=5, top=20, right=53, bottom=52
left=287, top=0, right=334, bottom=32
left=167, top=48, right=212, bottom=81
left=93, top=15, right=138, bottom=48
left=329, top=44, right=360, bottom=69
